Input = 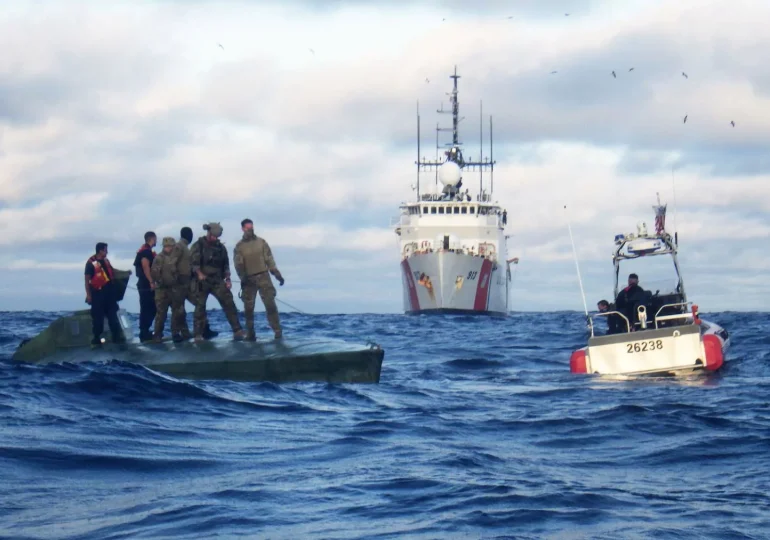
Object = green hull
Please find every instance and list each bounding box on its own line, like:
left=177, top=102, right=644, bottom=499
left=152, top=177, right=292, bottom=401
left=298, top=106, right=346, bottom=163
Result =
left=12, top=305, right=384, bottom=384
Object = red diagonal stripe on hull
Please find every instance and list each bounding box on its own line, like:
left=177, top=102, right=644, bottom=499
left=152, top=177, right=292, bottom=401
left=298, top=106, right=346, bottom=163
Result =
left=473, top=259, right=493, bottom=311
left=402, top=259, right=420, bottom=311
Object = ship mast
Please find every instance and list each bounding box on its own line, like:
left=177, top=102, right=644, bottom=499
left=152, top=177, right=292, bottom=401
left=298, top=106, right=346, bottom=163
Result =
left=414, top=65, right=497, bottom=202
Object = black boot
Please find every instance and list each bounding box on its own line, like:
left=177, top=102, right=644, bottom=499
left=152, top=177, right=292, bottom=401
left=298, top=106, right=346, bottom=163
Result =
left=202, top=322, right=218, bottom=340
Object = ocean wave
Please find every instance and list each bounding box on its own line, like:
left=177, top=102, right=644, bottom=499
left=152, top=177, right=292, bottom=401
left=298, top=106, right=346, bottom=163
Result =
left=0, top=311, right=768, bottom=538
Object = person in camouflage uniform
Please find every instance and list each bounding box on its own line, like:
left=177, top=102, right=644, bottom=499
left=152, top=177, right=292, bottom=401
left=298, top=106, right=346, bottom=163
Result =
left=233, top=218, right=284, bottom=341
left=150, top=237, right=178, bottom=342
left=171, top=226, right=218, bottom=342
left=190, top=222, right=245, bottom=342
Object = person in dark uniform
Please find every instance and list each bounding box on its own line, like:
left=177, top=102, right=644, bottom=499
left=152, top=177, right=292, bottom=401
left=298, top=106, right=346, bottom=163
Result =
left=597, top=299, right=624, bottom=334
left=134, top=231, right=157, bottom=342
left=615, top=273, right=647, bottom=330
left=84, top=242, right=126, bottom=346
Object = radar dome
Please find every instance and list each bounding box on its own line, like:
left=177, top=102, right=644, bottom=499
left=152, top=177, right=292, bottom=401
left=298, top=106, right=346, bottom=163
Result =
left=439, top=161, right=462, bottom=187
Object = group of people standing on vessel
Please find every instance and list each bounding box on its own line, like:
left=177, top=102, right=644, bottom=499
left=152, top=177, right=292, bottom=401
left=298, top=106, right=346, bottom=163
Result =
left=83, top=220, right=286, bottom=346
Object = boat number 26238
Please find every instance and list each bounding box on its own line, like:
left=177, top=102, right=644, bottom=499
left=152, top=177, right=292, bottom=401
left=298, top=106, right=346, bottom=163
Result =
left=627, top=340, right=664, bottom=353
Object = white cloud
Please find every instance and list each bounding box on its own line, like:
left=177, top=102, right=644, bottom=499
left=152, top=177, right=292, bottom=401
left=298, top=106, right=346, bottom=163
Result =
left=0, top=0, right=769, bottom=312
left=0, top=193, right=108, bottom=245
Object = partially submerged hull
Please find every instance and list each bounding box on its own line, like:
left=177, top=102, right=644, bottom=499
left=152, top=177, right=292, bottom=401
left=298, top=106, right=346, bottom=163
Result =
left=12, top=309, right=384, bottom=384
left=571, top=320, right=728, bottom=377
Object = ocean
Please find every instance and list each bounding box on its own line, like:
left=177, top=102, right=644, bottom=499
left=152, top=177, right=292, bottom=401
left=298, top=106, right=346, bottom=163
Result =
left=1, top=310, right=769, bottom=539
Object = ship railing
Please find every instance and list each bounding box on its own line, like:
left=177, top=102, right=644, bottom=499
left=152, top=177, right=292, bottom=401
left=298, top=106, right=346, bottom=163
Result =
left=590, top=311, right=631, bottom=337
left=405, top=248, right=497, bottom=261
left=653, top=302, right=693, bottom=329
left=390, top=216, right=411, bottom=227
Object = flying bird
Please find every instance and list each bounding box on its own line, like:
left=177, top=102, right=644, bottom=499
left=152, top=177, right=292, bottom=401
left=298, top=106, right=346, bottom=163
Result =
left=565, top=13, right=570, bottom=16
left=731, top=120, right=735, bottom=127
left=612, top=71, right=616, bottom=78
left=506, top=16, right=513, bottom=19
left=550, top=70, right=558, bottom=74
left=425, top=78, right=430, bottom=83
left=629, top=67, right=635, bottom=71
left=309, top=48, right=315, bottom=55
left=217, top=43, right=224, bottom=50
left=682, top=72, right=688, bottom=79
left=683, top=115, right=688, bottom=123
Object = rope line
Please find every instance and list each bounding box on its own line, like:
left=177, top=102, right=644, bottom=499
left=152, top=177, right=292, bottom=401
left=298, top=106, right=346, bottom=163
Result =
left=126, top=282, right=306, bottom=314
left=123, top=281, right=379, bottom=349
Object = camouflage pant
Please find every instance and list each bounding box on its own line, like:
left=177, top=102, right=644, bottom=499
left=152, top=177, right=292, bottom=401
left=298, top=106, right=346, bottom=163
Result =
left=153, top=287, right=174, bottom=337
left=194, top=277, right=242, bottom=336
left=241, top=272, right=281, bottom=334
left=171, top=280, right=201, bottom=338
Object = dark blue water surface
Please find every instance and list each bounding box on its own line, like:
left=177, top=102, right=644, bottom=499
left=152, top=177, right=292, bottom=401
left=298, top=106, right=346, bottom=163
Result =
left=1, top=310, right=769, bottom=539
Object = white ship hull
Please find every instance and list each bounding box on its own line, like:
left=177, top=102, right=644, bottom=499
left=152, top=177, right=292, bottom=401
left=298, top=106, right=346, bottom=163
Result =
left=400, top=251, right=508, bottom=315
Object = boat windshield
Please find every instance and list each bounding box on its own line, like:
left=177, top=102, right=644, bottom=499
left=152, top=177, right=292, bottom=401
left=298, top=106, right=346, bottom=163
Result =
left=616, top=253, right=681, bottom=296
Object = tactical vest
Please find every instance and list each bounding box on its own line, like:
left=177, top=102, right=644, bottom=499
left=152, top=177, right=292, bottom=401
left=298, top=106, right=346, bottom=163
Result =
left=196, top=238, right=228, bottom=277
left=151, top=252, right=178, bottom=288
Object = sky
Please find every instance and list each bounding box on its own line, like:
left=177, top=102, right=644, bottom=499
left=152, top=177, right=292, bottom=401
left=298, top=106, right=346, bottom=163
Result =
left=1, top=0, right=769, bottom=314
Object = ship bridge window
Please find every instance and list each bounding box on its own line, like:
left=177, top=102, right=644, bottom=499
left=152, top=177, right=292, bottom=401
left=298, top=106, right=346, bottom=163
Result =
left=461, top=207, right=467, bottom=214
left=470, top=206, right=475, bottom=214
left=439, top=207, right=445, bottom=214
left=423, top=206, right=428, bottom=214
left=453, top=207, right=460, bottom=214
left=431, top=207, right=437, bottom=214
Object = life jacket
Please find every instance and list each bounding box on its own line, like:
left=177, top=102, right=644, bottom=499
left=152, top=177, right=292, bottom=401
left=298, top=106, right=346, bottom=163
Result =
left=88, top=255, right=115, bottom=291
left=133, top=244, right=156, bottom=283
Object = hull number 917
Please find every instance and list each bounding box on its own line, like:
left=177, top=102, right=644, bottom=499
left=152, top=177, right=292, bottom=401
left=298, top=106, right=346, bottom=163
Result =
left=627, top=340, right=663, bottom=353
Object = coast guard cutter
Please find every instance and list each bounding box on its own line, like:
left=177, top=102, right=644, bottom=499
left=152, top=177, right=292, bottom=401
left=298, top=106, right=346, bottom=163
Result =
left=392, top=66, right=518, bottom=315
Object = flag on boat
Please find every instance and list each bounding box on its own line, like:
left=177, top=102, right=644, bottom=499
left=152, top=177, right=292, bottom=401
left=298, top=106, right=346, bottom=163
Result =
left=653, top=202, right=667, bottom=234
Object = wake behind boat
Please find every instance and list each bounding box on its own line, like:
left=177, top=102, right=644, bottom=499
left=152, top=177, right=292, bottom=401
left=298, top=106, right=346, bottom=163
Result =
left=570, top=197, right=729, bottom=377
left=392, top=66, right=518, bottom=316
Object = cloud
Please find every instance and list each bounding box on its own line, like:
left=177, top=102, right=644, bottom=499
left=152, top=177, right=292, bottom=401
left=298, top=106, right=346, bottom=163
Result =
left=0, top=193, right=109, bottom=245
left=0, top=0, right=768, bottom=315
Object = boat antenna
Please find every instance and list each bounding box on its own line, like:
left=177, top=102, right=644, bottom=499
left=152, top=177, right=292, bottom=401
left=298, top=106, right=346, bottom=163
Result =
left=416, top=100, right=420, bottom=201
left=417, top=66, right=495, bottom=198
left=435, top=122, right=439, bottom=187
left=479, top=100, right=483, bottom=196
left=565, top=205, right=591, bottom=328
left=671, top=164, right=679, bottom=245
left=490, top=115, right=494, bottom=194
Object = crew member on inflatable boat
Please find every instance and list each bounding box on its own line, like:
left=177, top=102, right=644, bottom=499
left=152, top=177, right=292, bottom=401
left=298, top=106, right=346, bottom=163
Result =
left=597, top=300, right=624, bottom=335
left=84, top=242, right=126, bottom=346
left=614, top=273, right=647, bottom=330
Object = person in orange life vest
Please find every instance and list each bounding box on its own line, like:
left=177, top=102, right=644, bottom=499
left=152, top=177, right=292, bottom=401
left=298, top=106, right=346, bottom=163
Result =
left=133, top=231, right=157, bottom=342
left=84, top=242, right=126, bottom=346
